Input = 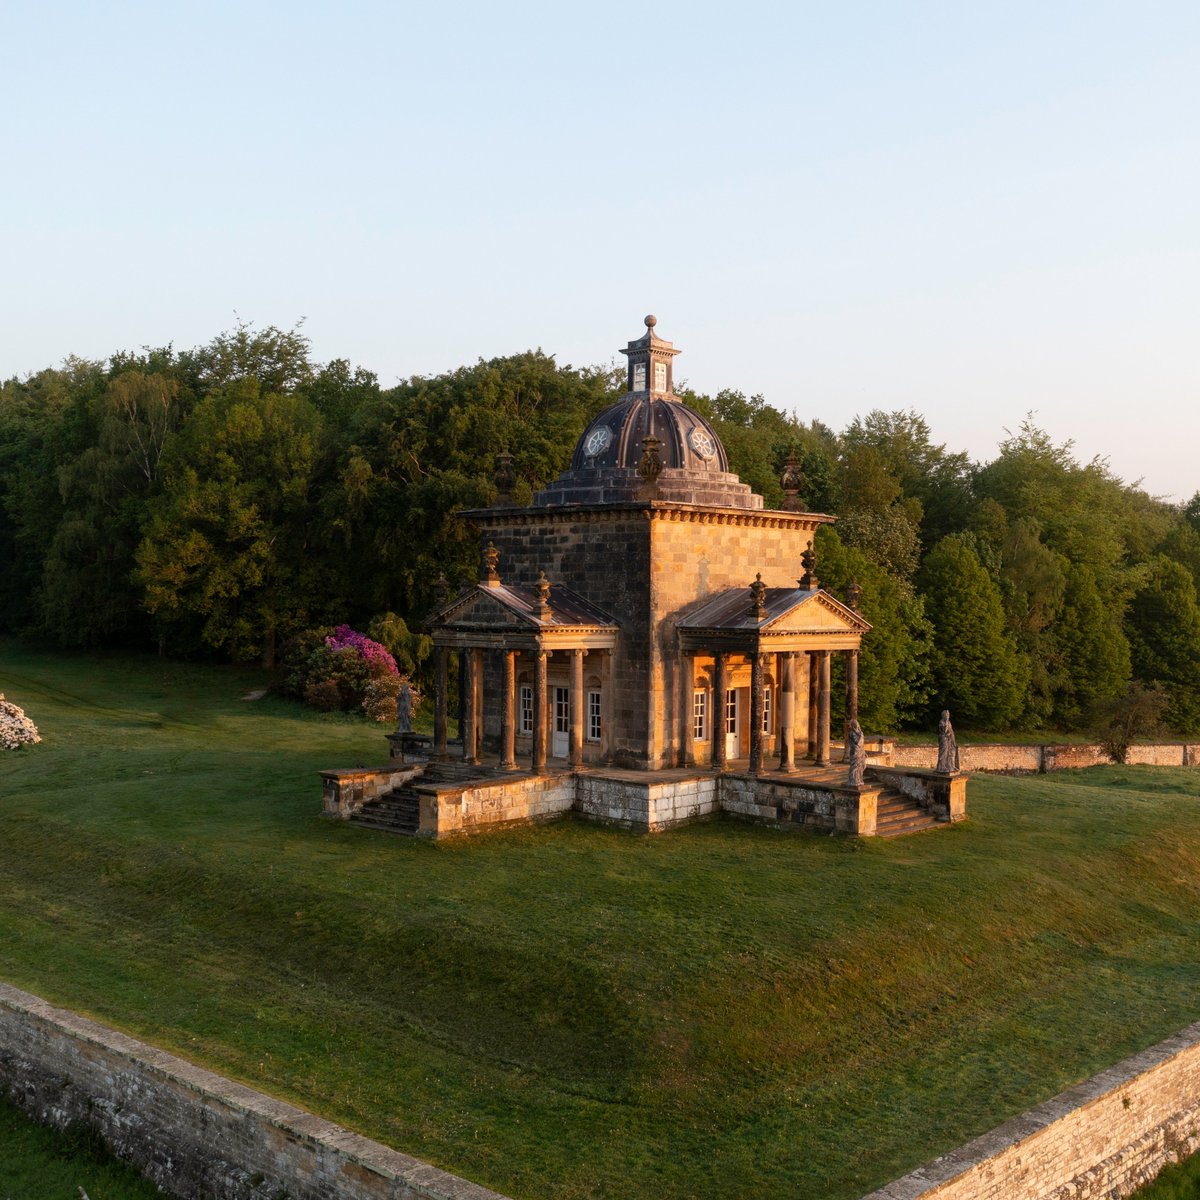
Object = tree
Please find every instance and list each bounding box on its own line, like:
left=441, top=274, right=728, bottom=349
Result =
left=135, top=381, right=329, bottom=663
left=332, top=351, right=619, bottom=619
left=1125, top=556, right=1200, bottom=733
left=1054, top=563, right=1131, bottom=728
left=813, top=527, right=931, bottom=731
left=1093, top=682, right=1169, bottom=764
left=918, top=535, right=1029, bottom=729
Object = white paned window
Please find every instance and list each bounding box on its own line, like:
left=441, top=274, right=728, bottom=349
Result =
left=519, top=685, right=533, bottom=735
left=587, top=691, right=602, bottom=742
left=633, top=362, right=647, bottom=390
left=693, top=689, right=707, bottom=741
left=654, top=361, right=667, bottom=391
left=762, top=686, right=773, bottom=733
left=725, top=689, right=737, bottom=733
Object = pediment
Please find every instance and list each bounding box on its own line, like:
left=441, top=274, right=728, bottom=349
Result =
left=763, top=592, right=871, bottom=635
left=433, top=588, right=535, bottom=631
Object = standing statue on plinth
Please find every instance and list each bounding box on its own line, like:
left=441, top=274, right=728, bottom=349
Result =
left=847, top=719, right=866, bottom=787
left=937, top=709, right=959, bottom=773
left=395, top=680, right=414, bottom=734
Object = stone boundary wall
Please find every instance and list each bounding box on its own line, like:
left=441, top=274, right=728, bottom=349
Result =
left=888, top=742, right=1200, bottom=773
left=0, top=981, right=510, bottom=1200
left=864, top=1021, right=1200, bottom=1200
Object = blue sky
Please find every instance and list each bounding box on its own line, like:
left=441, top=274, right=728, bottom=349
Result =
left=3, top=1, right=1197, bottom=499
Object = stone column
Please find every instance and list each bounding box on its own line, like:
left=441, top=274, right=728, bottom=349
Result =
left=749, top=649, right=765, bottom=776
left=678, top=649, right=694, bottom=768
left=779, top=651, right=795, bottom=773
left=600, top=650, right=614, bottom=763
left=815, top=649, right=832, bottom=767
left=711, top=652, right=728, bottom=771
left=499, top=650, right=517, bottom=770
left=462, top=648, right=478, bottom=765
left=569, top=648, right=584, bottom=768
left=434, top=645, right=448, bottom=760
left=843, top=649, right=859, bottom=762
left=532, top=646, right=548, bottom=775
left=807, top=652, right=819, bottom=759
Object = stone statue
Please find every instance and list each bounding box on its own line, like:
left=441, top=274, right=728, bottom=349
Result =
left=847, top=718, right=865, bottom=787
left=937, top=709, right=959, bottom=773
left=395, top=680, right=414, bottom=734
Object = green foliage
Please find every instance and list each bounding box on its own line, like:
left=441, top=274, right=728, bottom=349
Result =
left=365, top=611, right=433, bottom=679
left=1125, top=556, right=1200, bottom=733
left=919, top=535, right=1029, bottom=727
left=1129, top=1151, right=1200, bottom=1199
left=332, top=351, right=618, bottom=618
left=1055, top=563, right=1132, bottom=728
left=135, top=381, right=329, bottom=662
left=1092, top=681, right=1170, bottom=764
left=814, top=527, right=931, bottom=730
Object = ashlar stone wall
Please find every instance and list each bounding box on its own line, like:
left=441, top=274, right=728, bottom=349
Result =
left=0, top=981, right=509, bottom=1200
left=865, top=1021, right=1200, bottom=1200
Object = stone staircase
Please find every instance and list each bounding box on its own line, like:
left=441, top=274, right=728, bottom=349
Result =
left=347, top=761, right=520, bottom=837
left=349, top=785, right=422, bottom=835
left=873, top=786, right=941, bottom=838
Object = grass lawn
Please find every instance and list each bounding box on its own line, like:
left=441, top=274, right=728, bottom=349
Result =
left=2, top=641, right=1200, bottom=1200
left=0, top=1093, right=164, bottom=1200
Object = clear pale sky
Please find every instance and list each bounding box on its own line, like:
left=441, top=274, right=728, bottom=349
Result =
left=3, top=1, right=1197, bottom=500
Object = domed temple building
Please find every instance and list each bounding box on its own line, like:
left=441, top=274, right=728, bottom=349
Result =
left=322, top=318, right=967, bottom=838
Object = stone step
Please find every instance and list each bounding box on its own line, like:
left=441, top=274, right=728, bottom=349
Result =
left=873, top=788, right=940, bottom=838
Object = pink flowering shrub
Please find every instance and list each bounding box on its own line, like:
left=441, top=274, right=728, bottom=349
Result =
left=324, top=625, right=399, bottom=675
left=282, top=625, right=401, bottom=717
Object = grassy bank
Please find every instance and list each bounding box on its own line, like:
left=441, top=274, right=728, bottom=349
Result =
left=2, top=642, right=1200, bottom=1199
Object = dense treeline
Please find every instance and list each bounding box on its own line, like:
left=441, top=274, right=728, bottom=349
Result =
left=2, top=323, right=1198, bottom=735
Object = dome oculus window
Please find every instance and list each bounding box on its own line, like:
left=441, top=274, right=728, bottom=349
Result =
left=584, top=426, right=612, bottom=458
left=689, top=427, right=716, bottom=460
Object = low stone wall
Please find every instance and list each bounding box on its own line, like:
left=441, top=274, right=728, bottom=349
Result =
left=865, top=1021, right=1200, bottom=1200
left=720, top=776, right=880, bottom=835
left=886, top=742, right=1200, bottom=774
left=423, top=773, right=575, bottom=836
left=0, top=981, right=508, bottom=1200
left=868, top=767, right=967, bottom=823
left=320, top=766, right=422, bottom=818
left=574, top=774, right=719, bottom=830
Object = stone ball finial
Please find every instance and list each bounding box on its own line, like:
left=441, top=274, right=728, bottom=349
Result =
left=644, top=314, right=657, bottom=329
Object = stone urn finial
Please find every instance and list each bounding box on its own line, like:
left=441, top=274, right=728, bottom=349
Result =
left=780, top=447, right=806, bottom=512
left=535, top=571, right=552, bottom=619
left=482, top=541, right=501, bottom=585
left=434, top=573, right=451, bottom=605
left=799, top=544, right=819, bottom=590
left=847, top=581, right=862, bottom=611
left=749, top=572, right=767, bottom=619
left=492, top=451, right=516, bottom=507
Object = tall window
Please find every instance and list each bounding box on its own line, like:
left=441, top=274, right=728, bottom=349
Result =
left=587, top=691, right=602, bottom=742
left=519, top=685, right=533, bottom=735
left=693, top=689, right=707, bottom=741
left=725, top=688, right=737, bottom=733
left=654, top=361, right=667, bottom=391
left=633, top=362, right=646, bottom=390
left=762, top=686, right=773, bottom=734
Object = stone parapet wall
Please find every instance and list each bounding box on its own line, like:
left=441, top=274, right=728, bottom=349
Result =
left=0, top=981, right=509, bottom=1200
left=886, top=742, right=1200, bottom=774
left=424, top=774, right=575, bottom=837
left=574, top=774, right=719, bottom=830
left=321, top=766, right=423, bottom=818
left=868, top=767, right=967, bottom=823
left=864, top=1021, right=1200, bottom=1200
left=720, top=776, right=879, bottom=835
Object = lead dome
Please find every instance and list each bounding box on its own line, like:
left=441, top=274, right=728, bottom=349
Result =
left=534, top=318, right=761, bottom=510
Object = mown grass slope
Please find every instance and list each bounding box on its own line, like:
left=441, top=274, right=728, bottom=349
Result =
left=2, top=642, right=1200, bottom=1199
